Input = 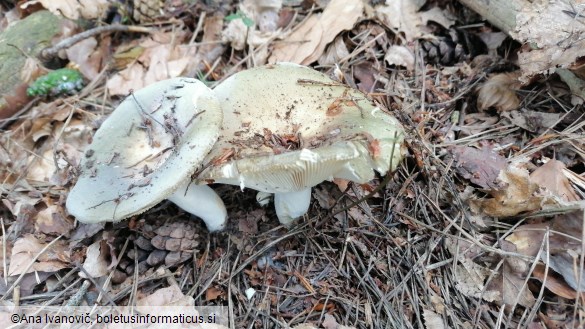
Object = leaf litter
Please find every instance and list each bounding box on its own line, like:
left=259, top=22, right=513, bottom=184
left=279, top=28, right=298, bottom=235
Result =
left=0, top=0, right=584, bottom=328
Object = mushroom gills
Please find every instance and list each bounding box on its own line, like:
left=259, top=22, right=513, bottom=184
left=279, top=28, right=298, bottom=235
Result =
left=274, top=188, right=312, bottom=226
left=167, top=182, right=227, bottom=232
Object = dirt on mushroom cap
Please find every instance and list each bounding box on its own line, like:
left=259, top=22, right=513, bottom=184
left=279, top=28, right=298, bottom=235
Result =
left=197, top=63, right=405, bottom=193
left=66, top=78, right=222, bottom=223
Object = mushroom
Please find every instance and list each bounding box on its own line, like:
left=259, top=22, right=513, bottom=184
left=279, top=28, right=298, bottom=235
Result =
left=66, top=78, right=227, bottom=231
left=196, top=63, right=405, bottom=225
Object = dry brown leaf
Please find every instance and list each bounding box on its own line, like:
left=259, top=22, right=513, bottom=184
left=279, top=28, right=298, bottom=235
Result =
left=477, top=73, right=522, bottom=112
left=292, top=325, right=318, bottom=329
left=532, top=264, right=584, bottom=300
left=205, top=286, right=224, bottom=301
left=35, top=202, right=74, bottom=236
left=419, top=7, right=455, bottom=29
left=422, top=309, right=445, bottom=329
left=451, top=143, right=507, bottom=189
left=375, top=0, right=424, bottom=42
left=384, top=45, right=415, bottom=71
left=485, top=261, right=535, bottom=308
left=507, top=211, right=585, bottom=295
left=322, top=313, right=357, bottom=329
left=186, top=15, right=226, bottom=77
left=469, top=163, right=551, bottom=217
left=26, top=148, right=57, bottom=183
left=318, top=35, right=350, bottom=66
left=8, top=234, right=70, bottom=276
left=107, top=31, right=196, bottom=96
left=79, top=240, right=111, bottom=278
left=501, top=109, right=562, bottom=133
left=454, top=258, right=495, bottom=300
left=352, top=63, right=379, bottom=93
left=270, top=0, right=363, bottom=64
left=505, top=222, right=548, bottom=258
left=530, top=159, right=580, bottom=202
left=65, top=37, right=104, bottom=80
left=547, top=250, right=585, bottom=292
left=478, top=32, right=508, bottom=55
left=238, top=210, right=260, bottom=234
left=137, top=285, right=195, bottom=306
left=23, top=0, right=110, bottom=20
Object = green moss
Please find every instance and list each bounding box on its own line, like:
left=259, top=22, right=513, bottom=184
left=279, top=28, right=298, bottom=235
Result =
left=27, top=68, right=84, bottom=97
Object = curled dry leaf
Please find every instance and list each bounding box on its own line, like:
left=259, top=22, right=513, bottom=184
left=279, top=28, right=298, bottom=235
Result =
left=530, top=159, right=580, bottom=202
left=419, top=7, right=455, bottom=30
left=450, top=143, right=507, bottom=189
left=422, top=309, right=445, bottom=329
left=477, top=72, right=522, bottom=112
left=80, top=239, right=111, bottom=278
left=65, top=37, right=104, bottom=80
left=501, top=109, right=562, bottom=133
left=506, top=211, right=585, bottom=294
left=375, top=0, right=423, bottom=42
left=107, top=31, right=196, bottom=96
left=485, top=260, right=536, bottom=308
left=532, top=264, right=583, bottom=300
left=8, top=234, right=70, bottom=276
left=318, top=35, right=350, bottom=66
left=384, top=45, right=415, bottom=71
left=23, top=0, right=110, bottom=20
left=35, top=201, right=74, bottom=236
left=269, top=0, right=363, bottom=64
left=469, top=163, right=553, bottom=217
left=137, top=284, right=195, bottom=306
left=322, top=313, right=357, bottom=329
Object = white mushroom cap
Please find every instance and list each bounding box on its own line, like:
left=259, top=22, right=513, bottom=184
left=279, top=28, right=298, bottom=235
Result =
left=197, top=63, right=405, bottom=223
left=67, top=78, right=226, bottom=230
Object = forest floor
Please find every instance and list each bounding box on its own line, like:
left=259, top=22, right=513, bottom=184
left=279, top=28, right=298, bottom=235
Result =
left=0, top=0, right=584, bottom=328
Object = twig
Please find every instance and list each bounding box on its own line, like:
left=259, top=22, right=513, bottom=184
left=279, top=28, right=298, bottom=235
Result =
left=40, top=25, right=152, bottom=62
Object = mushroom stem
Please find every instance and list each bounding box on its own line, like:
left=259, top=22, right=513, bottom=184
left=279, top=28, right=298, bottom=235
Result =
left=274, top=188, right=312, bottom=226
left=168, top=182, right=227, bottom=232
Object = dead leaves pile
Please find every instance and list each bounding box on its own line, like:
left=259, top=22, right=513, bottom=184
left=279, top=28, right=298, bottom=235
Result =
left=449, top=139, right=585, bottom=322
left=0, top=0, right=584, bottom=327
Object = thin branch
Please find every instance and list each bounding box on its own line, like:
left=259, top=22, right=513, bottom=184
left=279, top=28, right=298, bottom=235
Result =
left=40, top=24, right=152, bottom=61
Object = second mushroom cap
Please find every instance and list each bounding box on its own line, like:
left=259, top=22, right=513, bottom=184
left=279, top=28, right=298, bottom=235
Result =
left=197, top=63, right=405, bottom=224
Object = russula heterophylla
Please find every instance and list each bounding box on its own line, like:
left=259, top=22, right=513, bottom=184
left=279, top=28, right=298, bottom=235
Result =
left=66, top=78, right=227, bottom=232
left=196, top=63, right=405, bottom=225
